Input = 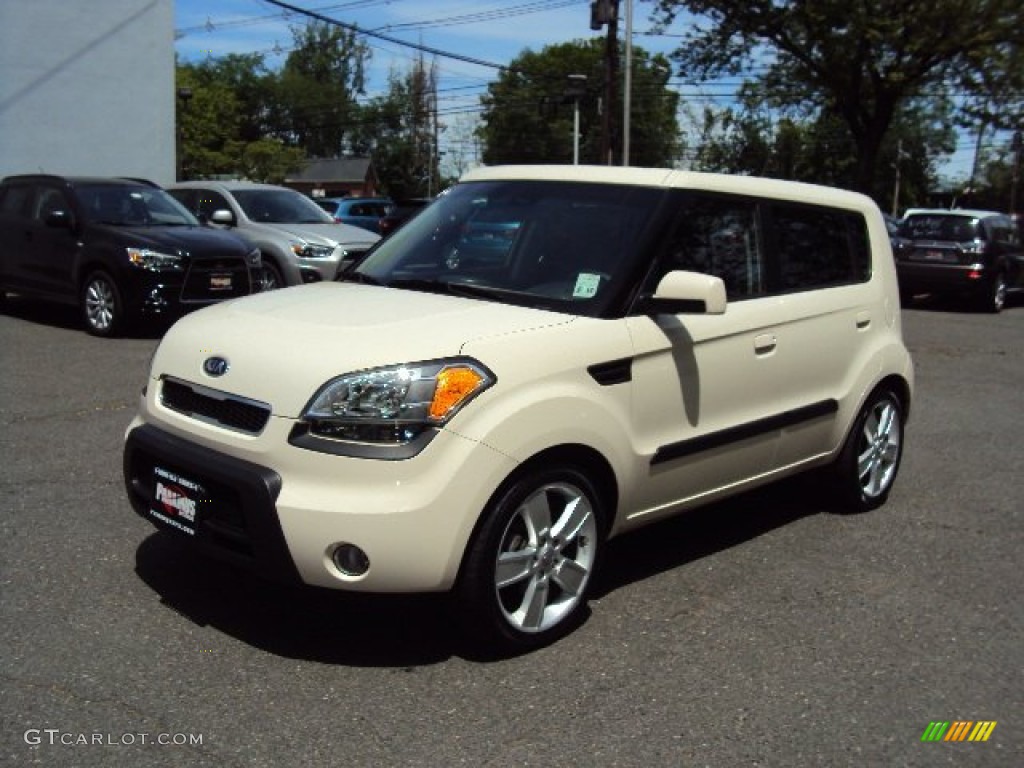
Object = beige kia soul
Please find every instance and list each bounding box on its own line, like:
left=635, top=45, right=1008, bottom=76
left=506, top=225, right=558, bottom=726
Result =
left=124, top=166, right=913, bottom=652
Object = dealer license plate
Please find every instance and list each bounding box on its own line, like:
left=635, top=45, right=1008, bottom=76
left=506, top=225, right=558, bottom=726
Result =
left=209, top=273, right=233, bottom=291
left=150, top=465, right=205, bottom=536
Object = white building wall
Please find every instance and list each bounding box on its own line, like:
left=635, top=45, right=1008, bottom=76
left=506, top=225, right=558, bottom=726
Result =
left=0, top=0, right=175, bottom=184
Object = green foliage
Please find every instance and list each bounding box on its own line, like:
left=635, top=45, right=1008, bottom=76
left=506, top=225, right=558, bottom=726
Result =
left=656, top=0, right=1022, bottom=194
left=685, top=90, right=956, bottom=210
left=278, top=21, right=369, bottom=158
left=478, top=39, right=681, bottom=167
left=349, top=58, right=439, bottom=198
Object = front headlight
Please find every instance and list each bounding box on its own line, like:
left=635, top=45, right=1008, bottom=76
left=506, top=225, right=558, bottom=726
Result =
left=126, top=247, right=184, bottom=271
left=291, top=241, right=335, bottom=259
left=301, top=359, right=495, bottom=444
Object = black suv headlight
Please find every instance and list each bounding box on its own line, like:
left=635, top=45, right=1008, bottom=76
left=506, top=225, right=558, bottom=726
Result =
left=126, top=247, right=184, bottom=272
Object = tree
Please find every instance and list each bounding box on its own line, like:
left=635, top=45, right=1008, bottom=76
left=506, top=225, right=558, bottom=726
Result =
left=278, top=21, right=369, bottom=158
left=176, top=57, right=305, bottom=182
left=479, top=39, right=680, bottom=167
left=349, top=56, right=439, bottom=198
left=655, top=0, right=1022, bottom=193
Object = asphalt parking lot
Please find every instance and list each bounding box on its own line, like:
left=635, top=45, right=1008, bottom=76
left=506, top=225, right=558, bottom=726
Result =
left=1, top=294, right=1021, bottom=767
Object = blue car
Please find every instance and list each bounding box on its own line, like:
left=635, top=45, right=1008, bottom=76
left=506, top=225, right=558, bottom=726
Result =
left=316, top=197, right=393, bottom=234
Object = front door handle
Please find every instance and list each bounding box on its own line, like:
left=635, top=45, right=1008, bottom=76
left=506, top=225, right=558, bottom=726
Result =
left=754, top=333, right=777, bottom=354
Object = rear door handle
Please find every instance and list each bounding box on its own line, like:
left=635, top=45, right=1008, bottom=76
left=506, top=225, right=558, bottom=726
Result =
left=754, top=333, right=777, bottom=354
left=856, top=311, right=871, bottom=329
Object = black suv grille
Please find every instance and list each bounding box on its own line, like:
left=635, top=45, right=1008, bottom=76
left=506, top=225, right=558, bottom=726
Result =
left=180, top=257, right=251, bottom=302
left=160, top=378, right=271, bottom=434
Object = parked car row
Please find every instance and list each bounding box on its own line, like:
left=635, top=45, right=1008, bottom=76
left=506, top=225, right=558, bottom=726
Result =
left=0, top=175, right=385, bottom=335
left=0, top=174, right=263, bottom=336
left=889, top=208, right=1023, bottom=313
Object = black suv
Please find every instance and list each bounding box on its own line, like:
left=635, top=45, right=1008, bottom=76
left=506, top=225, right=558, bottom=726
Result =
left=895, top=208, right=1023, bottom=312
left=0, top=175, right=262, bottom=335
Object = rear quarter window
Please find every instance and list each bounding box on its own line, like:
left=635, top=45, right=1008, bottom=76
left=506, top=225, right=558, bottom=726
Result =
left=771, top=204, right=870, bottom=291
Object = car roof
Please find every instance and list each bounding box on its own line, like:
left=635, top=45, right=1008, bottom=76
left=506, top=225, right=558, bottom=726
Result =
left=168, top=180, right=287, bottom=191
left=460, top=165, right=877, bottom=212
left=2, top=174, right=157, bottom=187
left=903, top=208, right=1004, bottom=219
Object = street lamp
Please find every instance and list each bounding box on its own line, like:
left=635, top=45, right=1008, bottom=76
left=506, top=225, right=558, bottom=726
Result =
left=565, top=74, right=587, bottom=165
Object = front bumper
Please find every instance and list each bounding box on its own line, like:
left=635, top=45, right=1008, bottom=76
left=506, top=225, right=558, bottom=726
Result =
left=124, top=399, right=517, bottom=593
left=124, top=424, right=300, bottom=583
left=128, top=262, right=261, bottom=316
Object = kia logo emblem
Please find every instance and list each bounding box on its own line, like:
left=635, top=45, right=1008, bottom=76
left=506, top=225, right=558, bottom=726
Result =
left=203, top=356, right=230, bottom=377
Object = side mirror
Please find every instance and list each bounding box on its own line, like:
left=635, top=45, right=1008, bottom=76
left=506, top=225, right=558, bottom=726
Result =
left=45, top=210, right=73, bottom=229
left=641, top=270, right=727, bottom=315
left=209, top=209, right=234, bottom=226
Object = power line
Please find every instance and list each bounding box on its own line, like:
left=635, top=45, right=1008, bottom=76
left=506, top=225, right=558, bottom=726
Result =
left=261, top=0, right=510, bottom=70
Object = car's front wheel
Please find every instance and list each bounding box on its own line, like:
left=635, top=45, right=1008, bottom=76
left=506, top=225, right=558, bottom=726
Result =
left=458, top=467, right=604, bottom=653
left=259, top=261, right=286, bottom=291
left=81, top=271, right=124, bottom=337
left=833, top=387, right=905, bottom=513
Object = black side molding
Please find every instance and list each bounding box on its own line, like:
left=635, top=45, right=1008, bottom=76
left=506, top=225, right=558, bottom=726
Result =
left=651, top=399, right=838, bottom=466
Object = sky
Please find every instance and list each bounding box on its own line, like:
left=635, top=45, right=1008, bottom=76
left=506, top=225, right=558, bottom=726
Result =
left=174, top=0, right=981, bottom=183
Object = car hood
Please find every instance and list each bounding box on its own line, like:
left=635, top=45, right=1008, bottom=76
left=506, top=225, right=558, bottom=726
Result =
left=152, top=281, right=573, bottom=418
left=91, top=224, right=251, bottom=258
left=243, top=220, right=378, bottom=248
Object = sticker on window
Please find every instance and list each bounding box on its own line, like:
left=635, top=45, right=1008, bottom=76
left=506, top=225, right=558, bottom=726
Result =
left=573, top=273, right=602, bottom=299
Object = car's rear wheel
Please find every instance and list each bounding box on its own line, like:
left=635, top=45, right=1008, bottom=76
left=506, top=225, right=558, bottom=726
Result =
left=259, top=261, right=285, bottom=291
left=458, top=467, right=604, bottom=653
left=833, top=387, right=905, bottom=513
left=81, top=271, right=124, bottom=337
left=981, top=272, right=1006, bottom=313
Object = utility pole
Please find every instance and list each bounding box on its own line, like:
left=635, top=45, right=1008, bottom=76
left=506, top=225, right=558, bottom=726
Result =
left=622, top=0, right=632, bottom=166
left=891, top=139, right=903, bottom=217
left=591, top=0, right=618, bottom=165
left=1011, top=130, right=1022, bottom=214
left=965, top=121, right=986, bottom=206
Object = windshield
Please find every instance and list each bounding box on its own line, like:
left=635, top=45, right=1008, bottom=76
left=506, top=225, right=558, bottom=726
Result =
left=76, top=184, right=198, bottom=227
left=353, top=180, right=661, bottom=317
left=232, top=188, right=336, bottom=224
left=900, top=215, right=980, bottom=242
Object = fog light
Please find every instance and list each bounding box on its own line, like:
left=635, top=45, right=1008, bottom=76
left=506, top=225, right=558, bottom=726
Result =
left=332, top=543, right=369, bottom=576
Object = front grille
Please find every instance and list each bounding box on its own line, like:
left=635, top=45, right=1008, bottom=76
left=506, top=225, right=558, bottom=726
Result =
left=180, top=257, right=251, bottom=302
left=160, top=377, right=271, bottom=434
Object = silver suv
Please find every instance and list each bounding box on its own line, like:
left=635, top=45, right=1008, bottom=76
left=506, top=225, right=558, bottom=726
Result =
left=126, top=166, right=914, bottom=653
left=167, top=181, right=379, bottom=290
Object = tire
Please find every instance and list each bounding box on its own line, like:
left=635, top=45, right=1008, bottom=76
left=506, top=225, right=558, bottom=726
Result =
left=833, top=388, right=905, bottom=513
left=457, top=466, right=605, bottom=653
left=980, top=272, right=1006, bottom=313
left=259, top=261, right=286, bottom=291
left=81, top=271, right=124, bottom=337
